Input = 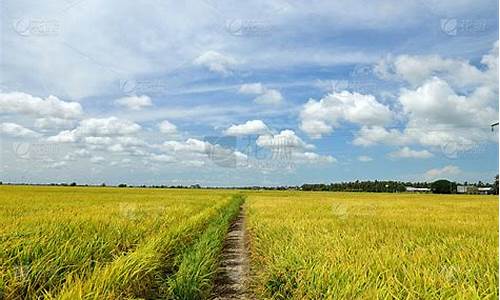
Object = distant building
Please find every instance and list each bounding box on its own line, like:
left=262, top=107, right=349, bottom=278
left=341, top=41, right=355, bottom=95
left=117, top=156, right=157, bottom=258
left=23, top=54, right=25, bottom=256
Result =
left=405, top=187, right=431, bottom=193
left=457, top=185, right=493, bottom=194
left=478, top=187, right=494, bottom=195
left=457, top=185, right=468, bottom=193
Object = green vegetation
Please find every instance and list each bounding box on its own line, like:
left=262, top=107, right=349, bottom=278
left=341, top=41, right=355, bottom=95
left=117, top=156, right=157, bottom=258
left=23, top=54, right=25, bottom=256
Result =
left=431, top=179, right=457, bottom=194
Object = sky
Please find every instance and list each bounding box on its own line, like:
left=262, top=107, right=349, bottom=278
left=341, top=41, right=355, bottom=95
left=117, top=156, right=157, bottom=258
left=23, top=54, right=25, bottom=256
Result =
left=0, top=0, right=498, bottom=186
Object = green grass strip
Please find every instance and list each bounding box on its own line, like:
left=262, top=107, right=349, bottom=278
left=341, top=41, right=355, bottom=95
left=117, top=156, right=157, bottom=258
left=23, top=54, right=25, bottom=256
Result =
left=166, top=194, right=245, bottom=299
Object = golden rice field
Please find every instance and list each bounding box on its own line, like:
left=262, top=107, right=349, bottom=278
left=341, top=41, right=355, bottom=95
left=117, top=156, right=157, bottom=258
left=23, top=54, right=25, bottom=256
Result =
left=0, top=186, right=498, bottom=299
left=0, top=186, right=243, bottom=299
left=245, top=191, right=499, bottom=299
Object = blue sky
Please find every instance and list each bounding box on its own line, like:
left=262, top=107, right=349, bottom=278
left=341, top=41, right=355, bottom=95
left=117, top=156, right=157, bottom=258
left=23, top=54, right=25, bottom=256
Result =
left=0, top=0, right=498, bottom=186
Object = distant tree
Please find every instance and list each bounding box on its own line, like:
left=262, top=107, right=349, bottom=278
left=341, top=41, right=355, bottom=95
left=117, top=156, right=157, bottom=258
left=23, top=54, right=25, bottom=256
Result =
left=431, top=180, right=456, bottom=194
left=101, top=183, right=106, bottom=187
left=70, top=182, right=77, bottom=186
left=494, top=175, right=499, bottom=195
left=118, top=184, right=127, bottom=188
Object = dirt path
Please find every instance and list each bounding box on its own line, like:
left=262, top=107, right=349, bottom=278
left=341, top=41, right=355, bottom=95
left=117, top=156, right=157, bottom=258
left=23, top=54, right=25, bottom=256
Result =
left=212, top=206, right=250, bottom=299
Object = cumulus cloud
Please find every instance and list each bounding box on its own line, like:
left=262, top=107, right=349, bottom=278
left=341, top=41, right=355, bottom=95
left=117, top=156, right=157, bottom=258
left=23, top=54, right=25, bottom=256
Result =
left=224, top=120, right=270, bottom=136
left=47, top=117, right=141, bottom=143
left=353, top=126, right=408, bottom=146
left=0, top=91, right=82, bottom=119
left=388, top=147, right=433, bottom=159
left=255, top=130, right=335, bottom=164
left=34, top=117, right=76, bottom=131
left=158, top=120, right=177, bottom=135
left=193, top=51, right=238, bottom=75
left=424, top=165, right=461, bottom=180
left=300, top=91, right=393, bottom=138
left=375, top=42, right=498, bottom=90
left=257, top=130, right=314, bottom=151
left=114, top=95, right=153, bottom=110
left=0, top=122, right=39, bottom=138
left=154, top=138, right=246, bottom=168
left=354, top=42, right=498, bottom=153
left=239, top=83, right=283, bottom=105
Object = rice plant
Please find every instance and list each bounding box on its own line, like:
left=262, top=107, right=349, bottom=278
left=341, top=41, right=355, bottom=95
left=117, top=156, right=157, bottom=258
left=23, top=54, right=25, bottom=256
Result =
left=246, top=191, right=499, bottom=299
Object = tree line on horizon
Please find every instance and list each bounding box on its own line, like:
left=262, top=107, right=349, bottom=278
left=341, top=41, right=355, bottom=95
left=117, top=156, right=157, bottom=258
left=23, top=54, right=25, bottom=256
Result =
left=1, top=177, right=498, bottom=194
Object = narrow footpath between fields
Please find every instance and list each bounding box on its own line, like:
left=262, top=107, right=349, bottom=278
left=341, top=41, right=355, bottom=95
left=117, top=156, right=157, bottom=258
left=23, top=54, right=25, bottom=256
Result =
left=212, top=205, right=250, bottom=299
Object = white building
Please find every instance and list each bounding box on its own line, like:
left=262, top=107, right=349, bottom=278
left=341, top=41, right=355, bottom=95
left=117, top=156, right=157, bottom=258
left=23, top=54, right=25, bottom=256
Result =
left=405, top=187, right=431, bottom=193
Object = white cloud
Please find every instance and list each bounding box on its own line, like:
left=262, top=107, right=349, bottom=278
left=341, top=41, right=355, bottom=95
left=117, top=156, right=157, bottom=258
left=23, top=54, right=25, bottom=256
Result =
left=254, top=89, right=283, bottom=105
left=238, top=83, right=265, bottom=94
left=255, top=130, right=335, bottom=165
left=238, top=83, right=283, bottom=105
left=0, top=122, right=39, bottom=138
left=357, top=155, right=373, bottom=162
left=388, top=147, right=433, bottom=159
left=48, top=117, right=141, bottom=143
left=158, top=120, right=177, bottom=135
left=34, top=117, right=76, bottom=131
left=116, top=136, right=147, bottom=147
left=354, top=42, right=498, bottom=153
left=353, top=126, right=407, bottom=146
left=149, top=154, right=174, bottom=163
left=0, top=92, right=82, bottom=119
left=108, top=144, right=125, bottom=152
left=292, top=151, right=337, bottom=164
left=224, top=120, right=270, bottom=136
left=375, top=44, right=497, bottom=90
left=84, top=137, right=113, bottom=145
left=48, top=161, right=68, bottom=169
left=257, top=130, right=314, bottom=151
left=300, top=91, right=393, bottom=138
left=424, top=165, right=461, bottom=180
left=63, top=149, right=91, bottom=161
left=90, top=156, right=106, bottom=164
left=115, top=95, right=153, bottom=110
left=193, top=51, right=238, bottom=75
left=159, top=138, right=210, bottom=154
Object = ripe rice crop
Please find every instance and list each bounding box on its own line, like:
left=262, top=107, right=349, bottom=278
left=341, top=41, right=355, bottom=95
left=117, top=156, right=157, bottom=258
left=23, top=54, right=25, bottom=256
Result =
left=0, top=186, right=241, bottom=299
left=246, top=191, right=498, bottom=299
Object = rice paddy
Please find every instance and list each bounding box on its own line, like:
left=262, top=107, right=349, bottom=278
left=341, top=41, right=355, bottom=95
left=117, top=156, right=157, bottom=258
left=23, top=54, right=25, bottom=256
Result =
left=0, top=186, right=497, bottom=299
left=245, top=191, right=499, bottom=299
left=0, top=186, right=242, bottom=299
